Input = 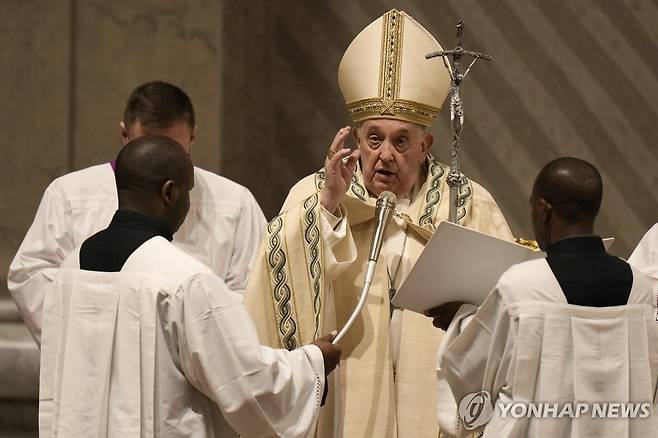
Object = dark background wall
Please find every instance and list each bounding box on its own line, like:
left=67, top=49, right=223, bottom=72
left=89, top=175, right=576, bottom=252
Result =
left=2, top=0, right=657, bottom=290
left=220, top=0, right=658, bottom=257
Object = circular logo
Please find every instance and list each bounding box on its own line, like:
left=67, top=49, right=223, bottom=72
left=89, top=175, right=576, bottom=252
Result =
left=458, top=391, right=493, bottom=430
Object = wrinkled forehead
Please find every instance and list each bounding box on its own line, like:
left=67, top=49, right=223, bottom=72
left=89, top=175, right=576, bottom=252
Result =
left=357, top=118, right=425, bottom=134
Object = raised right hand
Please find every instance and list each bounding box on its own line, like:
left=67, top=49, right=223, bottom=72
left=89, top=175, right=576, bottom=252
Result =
left=311, top=331, right=342, bottom=375
left=320, top=126, right=360, bottom=214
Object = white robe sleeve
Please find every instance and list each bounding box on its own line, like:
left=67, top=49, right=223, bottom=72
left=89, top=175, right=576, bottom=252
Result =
left=439, top=291, right=515, bottom=436
left=224, top=188, right=267, bottom=299
left=157, top=272, right=325, bottom=438
left=628, top=224, right=658, bottom=278
left=436, top=304, right=478, bottom=436
left=7, top=183, right=72, bottom=345
left=320, top=205, right=357, bottom=282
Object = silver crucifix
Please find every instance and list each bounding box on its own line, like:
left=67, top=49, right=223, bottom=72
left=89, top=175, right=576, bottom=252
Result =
left=426, top=20, right=492, bottom=223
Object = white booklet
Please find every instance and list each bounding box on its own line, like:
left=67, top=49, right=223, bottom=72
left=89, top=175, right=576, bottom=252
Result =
left=391, top=221, right=613, bottom=314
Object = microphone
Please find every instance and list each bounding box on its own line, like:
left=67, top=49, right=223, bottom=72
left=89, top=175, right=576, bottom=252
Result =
left=368, top=191, right=397, bottom=263
left=333, top=191, right=396, bottom=344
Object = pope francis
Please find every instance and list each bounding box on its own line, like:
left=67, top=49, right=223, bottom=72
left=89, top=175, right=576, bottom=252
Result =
left=244, top=9, right=513, bottom=438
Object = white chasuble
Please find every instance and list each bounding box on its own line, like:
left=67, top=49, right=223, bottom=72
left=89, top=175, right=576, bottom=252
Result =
left=244, top=156, right=513, bottom=438
left=39, top=237, right=324, bottom=438
left=440, top=259, right=658, bottom=438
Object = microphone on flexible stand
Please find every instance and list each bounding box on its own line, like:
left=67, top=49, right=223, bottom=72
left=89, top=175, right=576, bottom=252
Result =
left=333, top=191, right=396, bottom=344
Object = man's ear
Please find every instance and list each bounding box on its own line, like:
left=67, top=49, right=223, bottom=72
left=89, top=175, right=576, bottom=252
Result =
left=421, top=133, right=433, bottom=161
left=538, top=198, right=552, bottom=224
left=161, top=180, right=178, bottom=206
left=120, top=122, right=130, bottom=145
left=190, top=125, right=198, bottom=149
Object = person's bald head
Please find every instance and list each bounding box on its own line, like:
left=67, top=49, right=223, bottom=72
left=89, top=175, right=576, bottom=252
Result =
left=530, top=157, right=602, bottom=250
left=115, top=135, right=194, bottom=234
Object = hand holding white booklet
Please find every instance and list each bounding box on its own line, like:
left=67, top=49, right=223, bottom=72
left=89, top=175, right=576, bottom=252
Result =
left=391, top=221, right=613, bottom=314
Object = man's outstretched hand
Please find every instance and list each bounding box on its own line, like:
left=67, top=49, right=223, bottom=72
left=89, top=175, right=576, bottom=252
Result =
left=320, top=126, right=360, bottom=214
left=425, top=301, right=467, bottom=331
left=311, top=331, right=342, bottom=375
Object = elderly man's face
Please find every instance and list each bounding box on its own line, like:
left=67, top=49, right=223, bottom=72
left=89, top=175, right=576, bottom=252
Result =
left=355, top=119, right=432, bottom=198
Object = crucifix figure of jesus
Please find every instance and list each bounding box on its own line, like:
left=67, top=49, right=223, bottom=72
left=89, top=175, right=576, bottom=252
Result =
left=426, top=19, right=492, bottom=223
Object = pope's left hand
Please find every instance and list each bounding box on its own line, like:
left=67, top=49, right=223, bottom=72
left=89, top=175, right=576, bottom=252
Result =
left=425, top=301, right=467, bottom=331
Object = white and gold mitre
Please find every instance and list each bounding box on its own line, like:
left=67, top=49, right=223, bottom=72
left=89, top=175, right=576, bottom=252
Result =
left=338, top=9, right=451, bottom=126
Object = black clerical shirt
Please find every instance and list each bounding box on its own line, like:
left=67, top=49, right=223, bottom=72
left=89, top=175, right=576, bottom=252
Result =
left=546, top=235, right=632, bottom=307
left=79, top=209, right=174, bottom=272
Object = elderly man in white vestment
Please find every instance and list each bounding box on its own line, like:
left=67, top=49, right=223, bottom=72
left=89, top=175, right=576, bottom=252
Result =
left=629, top=223, right=658, bottom=279
left=436, top=158, right=658, bottom=437
left=244, top=9, right=513, bottom=438
left=8, top=81, right=266, bottom=345
left=39, top=136, right=342, bottom=438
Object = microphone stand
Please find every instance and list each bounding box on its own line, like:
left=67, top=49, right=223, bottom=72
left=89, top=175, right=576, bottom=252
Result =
left=333, top=192, right=396, bottom=344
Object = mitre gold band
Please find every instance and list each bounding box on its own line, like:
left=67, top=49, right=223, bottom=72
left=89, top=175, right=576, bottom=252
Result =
left=347, top=98, right=440, bottom=126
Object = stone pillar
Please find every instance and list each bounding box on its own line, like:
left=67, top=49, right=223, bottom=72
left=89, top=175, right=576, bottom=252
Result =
left=0, top=302, right=39, bottom=436
left=0, top=1, right=72, bottom=434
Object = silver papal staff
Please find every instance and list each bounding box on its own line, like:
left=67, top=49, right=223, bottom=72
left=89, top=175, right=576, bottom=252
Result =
left=426, top=19, right=492, bottom=223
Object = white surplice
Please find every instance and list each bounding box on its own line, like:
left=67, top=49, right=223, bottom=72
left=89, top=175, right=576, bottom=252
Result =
left=629, top=224, right=658, bottom=279
left=39, top=236, right=324, bottom=438
left=439, top=259, right=658, bottom=438
left=8, top=163, right=266, bottom=344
